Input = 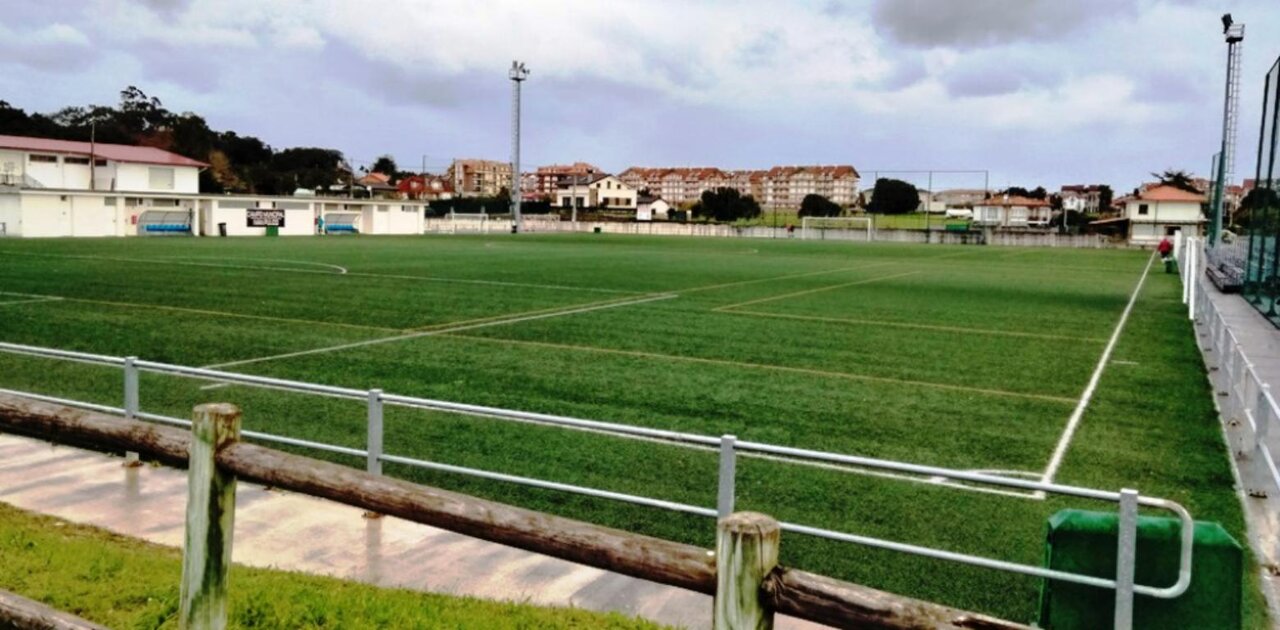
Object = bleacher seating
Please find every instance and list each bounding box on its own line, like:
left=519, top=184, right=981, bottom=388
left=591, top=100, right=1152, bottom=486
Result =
left=144, top=224, right=191, bottom=233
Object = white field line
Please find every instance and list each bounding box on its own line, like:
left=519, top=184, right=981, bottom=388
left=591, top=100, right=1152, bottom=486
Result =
left=202, top=292, right=678, bottom=370
left=0, top=296, right=64, bottom=307
left=1038, top=254, right=1156, bottom=487
left=713, top=271, right=923, bottom=311
left=0, top=251, right=630, bottom=295
left=193, top=373, right=1044, bottom=499
left=161, top=257, right=349, bottom=274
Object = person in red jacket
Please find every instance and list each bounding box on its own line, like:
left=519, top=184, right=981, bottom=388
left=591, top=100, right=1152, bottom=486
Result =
left=1158, top=237, right=1175, bottom=273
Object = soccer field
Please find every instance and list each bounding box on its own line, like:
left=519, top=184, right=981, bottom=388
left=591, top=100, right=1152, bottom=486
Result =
left=0, top=234, right=1261, bottom=624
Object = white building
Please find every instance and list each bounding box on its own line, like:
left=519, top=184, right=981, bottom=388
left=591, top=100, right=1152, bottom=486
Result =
left=972, top=194, right=1052, bottom=228
left=555, top=174, right=637, bottom=210
left=1123, top=184, right=1205, bottom=245
left=0, top=134, right=428, bottom=238
left=636, top=196, right=671, bottom=221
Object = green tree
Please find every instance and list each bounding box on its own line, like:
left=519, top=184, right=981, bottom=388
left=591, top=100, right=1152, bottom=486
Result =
left=1151, top=169, right=1200, bottom=193
left=798, top=194, right=842, bottom=218
left=866, top=178, right=919, bottom=215
left=372, top=155, right=398, bottom=175
left=691, top=188, right=761, bottom=222
left=1098, top=185, right=1114, bottom=211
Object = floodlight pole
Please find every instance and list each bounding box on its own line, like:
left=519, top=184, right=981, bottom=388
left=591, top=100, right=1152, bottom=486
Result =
left=509, top=60, right=530, bottom=233
left=1212, top=15, right=1245, bottom=245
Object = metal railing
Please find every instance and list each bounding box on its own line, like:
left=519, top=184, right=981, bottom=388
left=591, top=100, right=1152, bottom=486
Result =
left=1183, top=236, right=1280, bottom=493
left=0, top=340, right=1195, bottom=627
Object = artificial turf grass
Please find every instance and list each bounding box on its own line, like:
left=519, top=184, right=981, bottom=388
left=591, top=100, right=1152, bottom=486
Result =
left=0, top=502, right=665, bottom=629
left=2, top=234, right=1255, bottom=623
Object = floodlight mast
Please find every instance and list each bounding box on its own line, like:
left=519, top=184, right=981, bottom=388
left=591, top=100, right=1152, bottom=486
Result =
left=1212, top=14, right=1244, bottom=245
left=509, top=61, right=530, bottom=233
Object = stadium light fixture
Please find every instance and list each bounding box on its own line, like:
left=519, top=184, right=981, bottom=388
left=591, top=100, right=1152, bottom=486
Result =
left=509, top=61, right=530, bottom=233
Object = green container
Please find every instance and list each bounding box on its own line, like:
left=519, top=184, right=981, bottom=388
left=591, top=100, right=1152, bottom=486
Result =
left=1039, top=509, right=1242, bottom=629
left=266, top=226, right=279, bottom=237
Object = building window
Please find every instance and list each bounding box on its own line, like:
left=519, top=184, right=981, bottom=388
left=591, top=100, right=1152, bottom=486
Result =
left=29, top=154, right=57, bottom=163
left=148, top=167, right=175, bottom=190
left=64, top=157, right=90, bottom=165
left=1138, top=203, right=1149, bottom=216
left=94, top=159, right=107, bottom=167
left=104, top=197, right=117, bottom=206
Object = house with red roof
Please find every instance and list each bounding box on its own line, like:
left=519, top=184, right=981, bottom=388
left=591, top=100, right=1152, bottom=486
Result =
left=972, top=193, right=1053, bottom=228
left=1123, top=184, right=1206, bottom=245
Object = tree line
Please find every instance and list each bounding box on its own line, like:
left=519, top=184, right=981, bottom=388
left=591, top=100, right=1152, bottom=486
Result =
left=0, top=87, right=349, bottom=196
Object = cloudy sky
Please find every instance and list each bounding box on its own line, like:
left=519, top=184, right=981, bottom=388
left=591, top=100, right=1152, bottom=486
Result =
left=2, top=0, right=1278, bottom=191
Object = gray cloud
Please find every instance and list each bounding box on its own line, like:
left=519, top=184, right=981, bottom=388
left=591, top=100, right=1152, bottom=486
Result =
left=872, top=0, right=1138, bottom=49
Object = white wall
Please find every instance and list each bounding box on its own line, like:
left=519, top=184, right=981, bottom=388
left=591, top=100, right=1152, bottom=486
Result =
left=0, top=194, right=19, bottom=235
left=114, top=163, right=200, bottom=194
left=1125, top=200, right=1202, bottom=223
left=0, top=150, right=24, bottom=184
left=207, top=200, right=314, bottom=236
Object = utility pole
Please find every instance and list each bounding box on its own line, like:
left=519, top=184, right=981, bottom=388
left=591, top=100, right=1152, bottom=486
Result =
left=509, top=61, right=530, bottom=233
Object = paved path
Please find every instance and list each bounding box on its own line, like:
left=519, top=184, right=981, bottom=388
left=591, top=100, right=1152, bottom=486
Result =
left=1200, top=283, right=1280, bottom=619
left=0, top=433, right=823, bottom=629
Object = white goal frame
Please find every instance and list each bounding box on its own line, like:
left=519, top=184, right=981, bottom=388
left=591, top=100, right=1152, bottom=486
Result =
left=801, top=216, right=873, bottom=241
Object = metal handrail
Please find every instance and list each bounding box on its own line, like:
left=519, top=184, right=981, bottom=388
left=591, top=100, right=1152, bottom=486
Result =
left=0, top=339, right=1195, bottom=604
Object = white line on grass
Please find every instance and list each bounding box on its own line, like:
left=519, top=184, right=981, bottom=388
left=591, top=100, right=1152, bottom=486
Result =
left=0, top=296, right=63, bottom=307
left=0, top=251, right=630, bottom=295
left=201, top=292, right=679, bottom=370
left=1038, top=254, right=1156, bottom=487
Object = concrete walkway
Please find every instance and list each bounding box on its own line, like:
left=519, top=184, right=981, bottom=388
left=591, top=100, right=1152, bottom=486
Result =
left=0, top=433, right=823, bottom=629
left=1199, top=283, right=1280, bottom=618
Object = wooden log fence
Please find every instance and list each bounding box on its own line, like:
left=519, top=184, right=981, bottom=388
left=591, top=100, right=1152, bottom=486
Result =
left=0, top=589, right=110, bottom=630
left=0, top=392, right=1028, bottom=630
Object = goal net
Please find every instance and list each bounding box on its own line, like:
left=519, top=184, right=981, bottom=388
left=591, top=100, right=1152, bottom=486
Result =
left=801, top=216, right=873, bottom=241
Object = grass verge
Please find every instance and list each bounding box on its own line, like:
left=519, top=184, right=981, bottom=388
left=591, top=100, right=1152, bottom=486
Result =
left=0, top=502, right=664, bottom=629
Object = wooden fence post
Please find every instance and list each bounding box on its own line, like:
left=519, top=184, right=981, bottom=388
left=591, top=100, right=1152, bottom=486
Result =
left=179, top=403, right=241, bottom=630
left=715, top=511, right=780, bottom=630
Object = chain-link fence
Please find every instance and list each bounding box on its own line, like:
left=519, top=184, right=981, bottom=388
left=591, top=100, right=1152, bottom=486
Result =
left=1242, top=56, right=1280, bottom=327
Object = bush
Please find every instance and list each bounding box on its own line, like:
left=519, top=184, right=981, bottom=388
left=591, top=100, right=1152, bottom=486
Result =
left=866, top=178, right=919, bottom=215
left=798, top=194, right=842, bottom=218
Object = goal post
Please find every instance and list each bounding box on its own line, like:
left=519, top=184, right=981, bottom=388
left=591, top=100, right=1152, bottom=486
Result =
left=801, top=216, right=873, bottom=241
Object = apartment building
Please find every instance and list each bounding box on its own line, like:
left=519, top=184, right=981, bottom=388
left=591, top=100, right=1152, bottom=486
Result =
left=534, top=162, right=600, bottom=197
left=619, top=165, right=857, bottom=207
left=447, top=159, right=513, bottom=197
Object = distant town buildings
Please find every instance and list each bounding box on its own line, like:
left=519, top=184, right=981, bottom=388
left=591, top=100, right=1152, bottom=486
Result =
left=447, top=159, right=512, bottom=197
left=1059, top=185, right=1107, bottom=213
left=535, top=162, right=601, bottom=197
left=617, top=165, right=859, bottom=208
left=972, top=194, right=1052, bottom=228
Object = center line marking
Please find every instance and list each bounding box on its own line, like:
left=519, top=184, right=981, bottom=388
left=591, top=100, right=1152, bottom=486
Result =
left=714, top=271, right=922, bottom=311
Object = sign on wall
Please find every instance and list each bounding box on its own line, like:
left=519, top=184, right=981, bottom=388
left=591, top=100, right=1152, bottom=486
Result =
left=246, top=208, right=286, bottom=228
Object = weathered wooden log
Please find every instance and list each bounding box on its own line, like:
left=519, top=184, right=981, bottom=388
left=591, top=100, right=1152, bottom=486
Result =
left=216, top=439, right=719, bottom=594
left=762, top=568, right=1030, bottom=630
left=0, top=393, right=717, bottom=595
left=179, top=403, right=241, bottom=630
left=715, top=512, right=780, bottom=630
left=0, top=588, right=110, bottom=630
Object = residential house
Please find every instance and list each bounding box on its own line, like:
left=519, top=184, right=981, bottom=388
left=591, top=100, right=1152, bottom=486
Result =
left=1124, top=184, right=1206, bottom=245
left=1059, top=184, right=1107, bottom=213
left=396, top=174, right=454, bottom=201
left=636, top=195, right=671, bottom=221
left=535, top=162, right=600, bottom=198
left=972, top=194, right=1053, bottom=228
left=555, top=174, right=638, bottom=210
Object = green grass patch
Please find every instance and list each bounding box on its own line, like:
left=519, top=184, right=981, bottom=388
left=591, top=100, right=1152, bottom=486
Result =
left=0, top=234, right=1261, bottom=625
left=0, top=502, right=663, bottom=629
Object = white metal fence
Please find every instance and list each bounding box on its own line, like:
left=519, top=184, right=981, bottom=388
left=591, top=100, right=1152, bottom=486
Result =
left=0, top=340, right=1195, bottom=628
left=1182, top=236, right=1280, bottom=494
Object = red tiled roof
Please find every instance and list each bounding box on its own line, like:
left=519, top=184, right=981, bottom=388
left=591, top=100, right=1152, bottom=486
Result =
left=0, top=134, right=208, bottom=168
left=1135, top=185, right=1206, bottom=203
